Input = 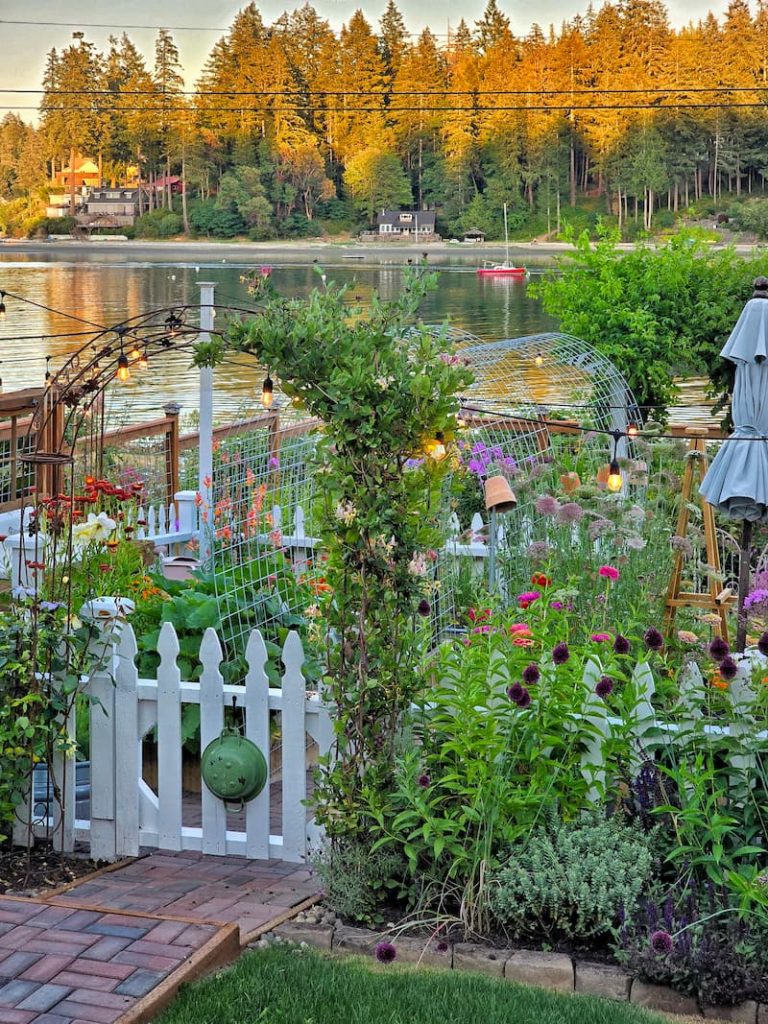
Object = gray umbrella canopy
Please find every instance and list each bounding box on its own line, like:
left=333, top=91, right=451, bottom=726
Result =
left=700, top=286, right=768, bottom=523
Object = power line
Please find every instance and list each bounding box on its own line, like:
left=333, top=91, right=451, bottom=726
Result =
left=0, top=17, right=452, bottom=37
left=13, top=102, right=768, bottom=112
left=8, top=86, right=768, bottom=96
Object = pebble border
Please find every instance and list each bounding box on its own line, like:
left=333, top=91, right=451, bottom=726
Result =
left=258, top=912, right=763, bottom=1024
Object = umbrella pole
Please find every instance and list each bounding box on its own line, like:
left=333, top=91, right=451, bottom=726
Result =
left=736, top=518, right=754, bottom=653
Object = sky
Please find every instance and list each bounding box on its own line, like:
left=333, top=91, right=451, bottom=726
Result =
left=1, top=0, right=734, bottom=122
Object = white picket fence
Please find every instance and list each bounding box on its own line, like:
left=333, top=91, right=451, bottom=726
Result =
left=19, top=623, right=334, bottom=863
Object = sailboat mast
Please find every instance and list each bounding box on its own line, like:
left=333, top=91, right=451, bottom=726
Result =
left=503, top=202, right=510, bottom=266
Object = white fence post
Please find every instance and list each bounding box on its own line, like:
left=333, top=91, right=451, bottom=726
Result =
left=50, top=688, right=77, bottom=853
left=281, top=631, right=307, bottom=862
left=175, top=490, right=198, bottom=537
left=199, top=628, right=227, bottom=855
left=156, top=622, right=183, bottom=851
left=114, top=625, right=140, bottom=858
left=245, top=630, right=271, bottom=860
left=89, top=640, right=117, bottom=861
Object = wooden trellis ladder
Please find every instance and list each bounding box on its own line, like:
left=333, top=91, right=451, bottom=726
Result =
left=663, top=427, right=733, bottom=642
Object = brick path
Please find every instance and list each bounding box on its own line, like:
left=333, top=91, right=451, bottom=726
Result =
left=0, top=851, right=320, bottom=1023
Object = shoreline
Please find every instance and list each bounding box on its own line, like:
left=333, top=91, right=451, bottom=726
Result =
left=0, top=235, right=761, bottom=264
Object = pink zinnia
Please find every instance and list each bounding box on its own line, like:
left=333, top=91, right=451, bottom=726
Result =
left=509, top=623, right=531, bottom=635
left=598, top=565, right=620, bottom=581
left=517, top=591, right=541, bottom=609
left=591, top=633, right=612, bottom=642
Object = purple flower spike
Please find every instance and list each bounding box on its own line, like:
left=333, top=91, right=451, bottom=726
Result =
left=516, top=688, right=532, bottom=709
left=375, top=941, right=397, bottom=963
left=417, top=773, right=431, bottom=788
left=508, top=682, right=524, bottom=703
left=417, top=599, right=431, bottom=617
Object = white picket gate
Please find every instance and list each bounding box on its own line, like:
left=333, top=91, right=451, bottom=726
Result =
left=20, top=623, right=334, bottom=864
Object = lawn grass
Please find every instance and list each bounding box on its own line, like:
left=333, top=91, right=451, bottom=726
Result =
left=155, top=946, right=666, bottom=1024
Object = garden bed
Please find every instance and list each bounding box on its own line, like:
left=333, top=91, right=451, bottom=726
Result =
left=0, top=840, right=101, bottom=895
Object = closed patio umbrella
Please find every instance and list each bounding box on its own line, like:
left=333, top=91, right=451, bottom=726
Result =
left=700, top=277, right=768, bottom=650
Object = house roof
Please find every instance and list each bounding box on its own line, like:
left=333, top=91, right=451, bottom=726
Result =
left=60, top=158, right=100, bottom=174
left=153, top=175, right=182, bottom=187
left=376, top=210, right=436, bottom=228
left=87, top=188, right=142, bottom=202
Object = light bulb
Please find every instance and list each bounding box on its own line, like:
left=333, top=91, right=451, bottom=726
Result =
left=534, top=352, right=544, bottom=367
left=138, top=349, right=149, bottom=370
left=261, top=375, right=274, bottom=408
left=431, top=431, right=447, bottom=461
left=117, top=353, right=130, bottom=382
left=129, top=344, right=141, bottom=361
left=607, top=459, right=622, bottom=492
left=627, top=422, right=639, bottom=439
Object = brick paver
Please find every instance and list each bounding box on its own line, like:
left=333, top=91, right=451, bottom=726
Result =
left=2, top=848, right=320, bottom=1022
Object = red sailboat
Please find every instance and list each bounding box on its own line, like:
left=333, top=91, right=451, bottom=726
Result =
left=476, top=203, right=527, bottom=278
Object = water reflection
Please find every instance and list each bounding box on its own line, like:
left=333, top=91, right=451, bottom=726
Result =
left=0, top=251, right=713, bottom=426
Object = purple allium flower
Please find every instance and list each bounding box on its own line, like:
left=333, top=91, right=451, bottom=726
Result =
left=526, top=540, right=552, bottom=564
left=556, top=502, right=584, bottom=525
left=417, top=773, right=431, bottom=788
left=759, top=631, right=768, bottom=657
left=417, top=599, right=431, bottom=617
left=522, top=663, right=540, bottom=685
left=613, top=634, right=631, bottom=655
left=596, top=675, right=614, bottom=698
left=508, top=682, right=524, bottom=703
left=650, top=930, right=673, bottom=955
left=268, top=456, right=280, bottom=469
left=588, top=518, right=613, bottom=540
left=644, top=627, right=664, bottom=652
left=670, top=534, right=694, bottom=557
left=708, top=636, right=729, bottom=662
left=516, top=687, right=532, bottom=709
left=535, top=495, right=561, bottom=517
left=552, top=641, right=570, bottom=665
left=435, top=940, right=449, bottom=954
left=375, top=941, right=397, bottom=963
left=718, top=655, right=738, bottom=681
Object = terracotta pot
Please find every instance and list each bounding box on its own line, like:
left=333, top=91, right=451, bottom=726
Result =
left=560, top=471, right=581, bottom=494
left=484, top=476, right=517, bottom=512
left=596, top=464, right=610, bottom=488
left=162, top=556, right=200, bottom=582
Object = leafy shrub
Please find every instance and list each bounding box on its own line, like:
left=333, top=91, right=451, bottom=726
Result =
left=134, top=209, right=183, bottom=238
left=617, top=880, right=768, bottom=1006
left=314, top=838, right=405, bottom=925
left=188, top=199, right=244, bottom=238
left=727, top=198, right=768, bottom=239
left=490, top=811, right=654, bottom=941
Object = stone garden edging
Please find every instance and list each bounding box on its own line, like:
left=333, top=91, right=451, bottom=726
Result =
left=261, top=914, right=763, bottom=1024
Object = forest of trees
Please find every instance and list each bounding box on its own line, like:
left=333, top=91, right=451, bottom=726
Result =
left=4, top=0, right=768, bottom=239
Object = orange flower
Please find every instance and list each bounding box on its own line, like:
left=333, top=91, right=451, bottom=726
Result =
left=513, top=637, right=535, bottom=647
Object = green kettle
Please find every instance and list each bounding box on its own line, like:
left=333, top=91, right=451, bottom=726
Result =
left=200, top=728, right=268, bottom=806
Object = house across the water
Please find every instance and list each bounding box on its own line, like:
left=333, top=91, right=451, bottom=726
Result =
left=361, top=210, right=439, bottom=242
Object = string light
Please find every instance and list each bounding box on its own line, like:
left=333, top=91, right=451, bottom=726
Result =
left=116, top=352, right=130, bottom=383
left=431, top=431, right=447, bottom=460
left=0, top=292, right=6, bottom=321
left=606, top=429, right=623, bottom=492
left=261, top=374, right=274, bottom=408
left=128, top=343, right=141, bottom=361
left=138, top=348, right=149, bottom=370
left=534, top=352, right=544, bottom=367
left=44, top=356, right=52, bottom=383
left=627, top=421, right=639, bottom=439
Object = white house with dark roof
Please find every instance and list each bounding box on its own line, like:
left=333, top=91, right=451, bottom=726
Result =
left=374, top=210, right=438, bottom=239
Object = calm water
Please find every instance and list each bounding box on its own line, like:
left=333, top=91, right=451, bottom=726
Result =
left=0, top=249, right=710, bottom=425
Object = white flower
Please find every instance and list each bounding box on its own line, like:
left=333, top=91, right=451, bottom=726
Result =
left=334, top=501, right=357, bottom=525
left=408, top=552, right=428, bottom=577
left=72, top=511, right=117, bottom=547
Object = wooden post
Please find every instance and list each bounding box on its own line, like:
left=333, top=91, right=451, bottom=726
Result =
left=267, top=412, right=282, bottom=492
left=663, top=428, right=733, bottom=643
left=163, top=402, right=181, bottom=510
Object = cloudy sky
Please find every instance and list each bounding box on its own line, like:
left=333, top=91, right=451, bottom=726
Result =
left=1, top=0, right=734, bottom=121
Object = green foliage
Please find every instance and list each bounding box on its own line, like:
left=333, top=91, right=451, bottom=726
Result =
left=134, top=208, right=183, bottom=238
left=188, top=198, right=244, bottom=238
left=530, top=228, right=768, bottom=415
left=194, top=269, right=472, bottom=840
left=490, top=811, right=655, bottom=941
left=727, top=198, right=768, bottom=239
left=313, top=838, right=405, bottom=925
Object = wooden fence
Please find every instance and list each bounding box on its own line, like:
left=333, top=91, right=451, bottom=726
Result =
left=19, top=624, right=334, bottom=863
